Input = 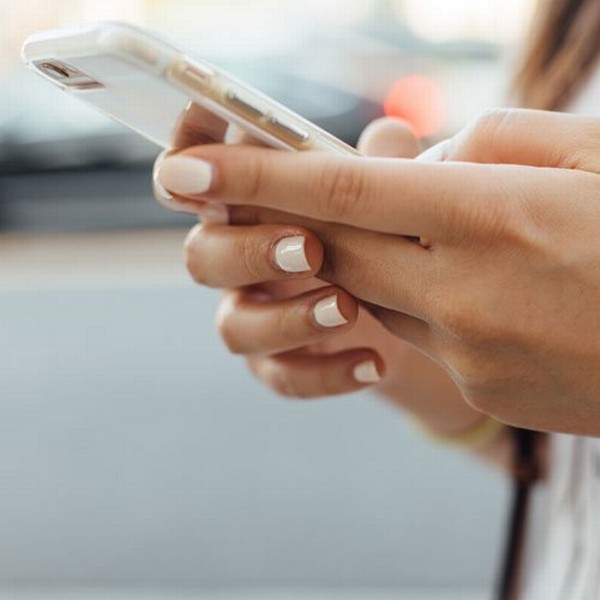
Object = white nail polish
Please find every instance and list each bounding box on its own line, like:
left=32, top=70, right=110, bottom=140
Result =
left=314, top=294, right=348, bottom=328
left=152, top=167, right=176, bottom=203
left=353, top=360, right=381, bottom=384
left=274, top=236, right=310, bottom=273
left=197, top=202, right=229, bottom=225
left=153, top=177, right=174, bottom=202
left=157, top=155, right=213, bottom=196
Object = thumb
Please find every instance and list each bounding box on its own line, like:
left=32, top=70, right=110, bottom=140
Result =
left=357, top=117, right=421, bottom=158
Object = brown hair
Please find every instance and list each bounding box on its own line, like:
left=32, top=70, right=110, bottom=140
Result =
left=513, top=0, right=600, bottom=110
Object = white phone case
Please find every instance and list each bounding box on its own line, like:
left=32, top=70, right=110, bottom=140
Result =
left=22, top=21, right=359, bottom=155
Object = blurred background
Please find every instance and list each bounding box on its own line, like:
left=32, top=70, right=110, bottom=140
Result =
left=0, top=1, right=534, bottom=598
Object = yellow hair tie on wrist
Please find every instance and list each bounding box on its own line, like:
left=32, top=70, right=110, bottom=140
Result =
left=415, top=415, right=506, bottom=450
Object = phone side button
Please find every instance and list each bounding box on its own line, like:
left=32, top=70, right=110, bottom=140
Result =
left=225, top=91, right=266, bottom=120
left=268, top=117, right=310, bottom=144
left=181, top=65, right=213, bottom=88
left=169, top=57, right=215, bottom=91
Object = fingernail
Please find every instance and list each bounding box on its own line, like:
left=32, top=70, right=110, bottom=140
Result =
left=197, top=202, right=229, bottom=225
left=314, top=294, right=348, bottom=328
left=353, top=360, right=381, bottom=384
left=154, top=180, right=173, bottom=203
left=274, top=236, right=310, bottom=273
left=153, top=176, right=182, bottom=208
left=153, top=154, right=185, bottom=211
left=156, top=155, right=213, bottom=196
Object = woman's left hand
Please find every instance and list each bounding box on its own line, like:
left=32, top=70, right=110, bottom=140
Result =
left=156, top=109, right=600, bottom=436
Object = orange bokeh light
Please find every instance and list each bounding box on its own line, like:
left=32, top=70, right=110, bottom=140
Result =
left=384, top=75, right=445, bottom=139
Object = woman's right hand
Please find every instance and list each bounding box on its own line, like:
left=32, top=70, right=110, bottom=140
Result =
left=155, top=113, right=490, bottom=439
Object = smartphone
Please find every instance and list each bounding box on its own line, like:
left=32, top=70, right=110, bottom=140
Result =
left=21, top=21, right=359, bottom=156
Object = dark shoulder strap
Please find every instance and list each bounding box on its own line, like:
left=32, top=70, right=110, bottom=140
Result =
left=496, top=428, right=544, bottom=600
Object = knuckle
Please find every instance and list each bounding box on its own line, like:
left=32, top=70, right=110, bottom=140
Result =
left=314, top=367, right=342, bottom=397
left=247, top=356, right=268, bottom=383
left=240, top=230, right=266, bottom=280
left=442, top=180, right=520, bottom=244
left=314, top=159, right=367, bottom=222
left=264, top=364, right=304, bottom=399
left=240, top=154, right=266, bottom=202
left=274, top=304, right=301, bottom=342
left=459, top=108, right=513, bottom=160
left=252, top=357, right=341, bottom=400
left=473, top=199, right=515, bottom=241
left=184, top=227, right=212, bottom=286
left=471, top=108, right=512, bottom=140
left=218, top=324, right=242, bottom=354
left=258, top=359, right=325, bottom=400
left=483, top=194, right=520, bottom=237
left=215, top=297, right=244, bottom=355
left=186, top=255, right=210, bottom=286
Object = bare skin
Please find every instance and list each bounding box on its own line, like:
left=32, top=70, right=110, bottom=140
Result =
left=154, top=109, right=525, bottom=474
left=155, top=109, right=600, bottom=443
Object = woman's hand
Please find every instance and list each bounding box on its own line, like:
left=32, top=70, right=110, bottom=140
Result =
left=155, top=109, right=600, bottom=436
left=154, top=114, right=488, bottom=438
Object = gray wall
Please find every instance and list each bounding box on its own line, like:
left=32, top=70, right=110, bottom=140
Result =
left=0, top=284, right=509, bottom=590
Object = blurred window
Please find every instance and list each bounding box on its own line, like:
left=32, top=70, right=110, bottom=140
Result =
left=0, top=0, right=534, bottom=231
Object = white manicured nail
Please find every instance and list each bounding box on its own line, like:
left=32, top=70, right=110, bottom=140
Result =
left=353, top=360, right=381, bottom=384
left=156, top=155, right=213, bottom=196
left=197, top=202, right=229, bottom=225
left=153, top=178, right=175, bottom=203
left=153, top=169, right=181, bottom=205
left=314, top=295, right=348, bottom=328
left=274, top=236, right=310, bottom=273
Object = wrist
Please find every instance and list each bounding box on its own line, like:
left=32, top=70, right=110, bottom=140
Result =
left=412, top=414, right=506, bottom=451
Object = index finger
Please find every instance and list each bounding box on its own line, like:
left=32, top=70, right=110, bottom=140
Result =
left=155, top=143, right=536, bottom=239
